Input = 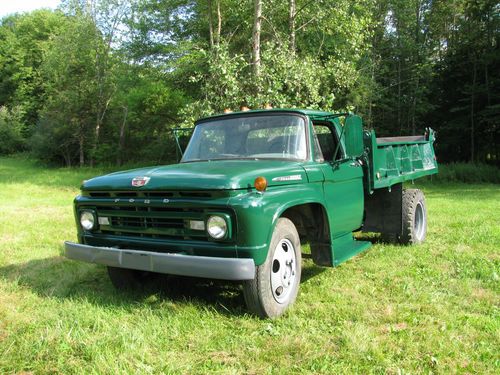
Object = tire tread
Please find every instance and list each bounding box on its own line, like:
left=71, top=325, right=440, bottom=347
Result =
left=400, top=188, right=426, bottom=245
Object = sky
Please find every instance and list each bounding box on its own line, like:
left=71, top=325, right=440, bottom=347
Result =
left=0, top=0, right=61, bottom=18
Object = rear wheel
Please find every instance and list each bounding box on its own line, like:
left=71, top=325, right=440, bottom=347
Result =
left=400, top=189, right=427, bottom=245
left=243, top=218, right=302, bottom=318
left=107, top=266, right=156, bottom=290
left=380, top=232, right=399, bottom=244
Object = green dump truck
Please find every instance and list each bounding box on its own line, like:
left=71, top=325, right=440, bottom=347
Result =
left=65, top=109, right=438, bottom=318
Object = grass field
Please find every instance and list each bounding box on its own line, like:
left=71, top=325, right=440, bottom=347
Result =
left=0, top=156, right=499, bottom=374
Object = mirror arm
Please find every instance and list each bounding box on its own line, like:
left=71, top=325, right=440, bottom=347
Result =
left=332, top=124, right=346, bottom=162
left=173, top=129, right=184, bottom=158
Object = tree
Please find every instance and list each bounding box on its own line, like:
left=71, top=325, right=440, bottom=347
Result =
left=62, top=0, right=132, bottom=165
left=1, top=0, right=498, bottom=165
left=0, top=10, right=66, bottom=137
left=34, top=13, right=99, bottom=166
left=0, top=106, right=24, bottom=154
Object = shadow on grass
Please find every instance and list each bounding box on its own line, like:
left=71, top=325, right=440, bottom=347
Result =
left=354, top=232, right=400, bottom=245
left=0, top=255, right=326, bottom=317
left=0, top=256, right=249, bottom=316
left=300, top=256, right=327, bottom=282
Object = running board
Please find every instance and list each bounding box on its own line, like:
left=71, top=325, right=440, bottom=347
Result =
left=332, top=233, right=371, bottom=266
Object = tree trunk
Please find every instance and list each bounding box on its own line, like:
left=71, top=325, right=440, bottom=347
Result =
left=485, top=8, right=491, bottom=106
left=289, top=0, right=296, bottom=54
left=396, top=15, right=402, bottom=133
left=79, top=135, right=85, bottom=167
left=368, top=59, right=375, bottom=128
left=117, top=105, right=128, bottom=166
left=411, top=76, right=419, bottom=135
left=484, top=64, right=491, bottom=106
left=63, top=149, right=71, bottom=168
left=252, top=0, right=262, bottom=78
left=397, top=56, right=401, bottom=132
left=208, top=0, right=214, bottom=48
left=91, top=38, right=103, bottom=167
left=411, top=0, right=421, bottom=136
left=89, top=3, right=120, bottom=167
left=91, top=118, right=101, bottom=167
left=470, top=55, right=477, bottom=163
left=91, top=95, right=112, bottom=167
left=216, top=0, right=221, bottom=46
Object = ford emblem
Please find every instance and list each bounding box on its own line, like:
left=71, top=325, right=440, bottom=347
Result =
left=131, top=176, right=150, bottom=187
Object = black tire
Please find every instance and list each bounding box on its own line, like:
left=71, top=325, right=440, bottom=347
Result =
left=242, top=218, right=302, bottom=318
left=400, top=189, right=427, bottom=245
left=107, top=266, right=156, bottom=290
left=380, top=232, right=399, bottom=244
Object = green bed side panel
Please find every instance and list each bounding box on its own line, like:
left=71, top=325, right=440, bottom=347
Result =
left=365, top=129, right=438, bottom=191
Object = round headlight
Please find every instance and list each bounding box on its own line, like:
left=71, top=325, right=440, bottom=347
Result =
left=207, top=215, right=227, bottom=239
left=80, top=211, right=95, bottom=230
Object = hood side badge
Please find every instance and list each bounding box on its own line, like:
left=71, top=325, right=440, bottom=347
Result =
left=272, top=175, right=302, bottom=182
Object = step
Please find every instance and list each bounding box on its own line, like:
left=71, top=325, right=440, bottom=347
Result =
left=332, top=233, right=372, bottom=266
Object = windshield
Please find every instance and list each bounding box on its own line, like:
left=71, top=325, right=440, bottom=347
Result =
left=181, top=114, right=307, bottom=162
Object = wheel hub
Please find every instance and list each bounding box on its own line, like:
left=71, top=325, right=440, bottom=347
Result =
left=271, top=239, right=297, bottom=304
left=414, top=202, right=425, bottom=241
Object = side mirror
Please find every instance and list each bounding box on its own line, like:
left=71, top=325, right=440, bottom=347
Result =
left=344, top=115, right=364, bottom=158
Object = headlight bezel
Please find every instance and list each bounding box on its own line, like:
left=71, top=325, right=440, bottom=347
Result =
left=206, top=214, right=229, bottom=240
left=79, top=209, right=96, bottom=231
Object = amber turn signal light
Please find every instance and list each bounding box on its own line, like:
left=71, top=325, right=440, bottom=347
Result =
left=254, top=176, right=268, bottom=192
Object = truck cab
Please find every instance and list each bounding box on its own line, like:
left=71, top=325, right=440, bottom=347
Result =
left=65, top=109, right=437, bottom=318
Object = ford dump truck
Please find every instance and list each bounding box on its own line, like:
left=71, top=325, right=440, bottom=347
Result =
left=64, top=109, right=438, bottom=318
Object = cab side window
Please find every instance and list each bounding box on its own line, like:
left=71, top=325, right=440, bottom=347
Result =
left=313, top=123, right=341, bottom=161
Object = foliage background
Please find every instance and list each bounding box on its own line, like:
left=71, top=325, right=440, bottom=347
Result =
left=0, top=0, right=498, bottom=166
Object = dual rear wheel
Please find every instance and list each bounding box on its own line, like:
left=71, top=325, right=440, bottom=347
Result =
left=382, top=188, right=428, bottom=245
left=400, top=189, right=427, bottom=244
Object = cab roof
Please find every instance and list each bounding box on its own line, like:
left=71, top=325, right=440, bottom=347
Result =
left=196, top=108, right=350, bottom=124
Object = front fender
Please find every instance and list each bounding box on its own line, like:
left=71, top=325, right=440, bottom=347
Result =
left=229, top=182, right=326, bottom=265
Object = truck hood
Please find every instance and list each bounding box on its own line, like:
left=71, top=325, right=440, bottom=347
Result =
left=82, top=160, right=308, bottom=191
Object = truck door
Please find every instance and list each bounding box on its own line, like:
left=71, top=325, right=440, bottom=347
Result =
left=314, top=122, right=364, bottom=237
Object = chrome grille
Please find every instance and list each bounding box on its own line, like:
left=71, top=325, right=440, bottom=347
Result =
left=93, top=204, right=207, bottom=240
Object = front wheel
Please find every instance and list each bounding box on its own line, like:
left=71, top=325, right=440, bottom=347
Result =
left=243, top=218, right=302, bottom=318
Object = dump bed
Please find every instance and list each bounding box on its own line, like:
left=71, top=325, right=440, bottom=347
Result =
left=363, top=128, right=438, bottom=191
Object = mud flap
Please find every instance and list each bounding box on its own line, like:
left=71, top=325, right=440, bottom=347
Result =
left=363, top=183, right=403, bottom=234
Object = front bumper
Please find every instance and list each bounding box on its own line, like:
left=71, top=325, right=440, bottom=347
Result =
left=64, top=241, right=255, bottom=280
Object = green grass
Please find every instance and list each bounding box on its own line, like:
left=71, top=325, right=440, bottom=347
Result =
left=0, top=156, right=499, bottom=374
